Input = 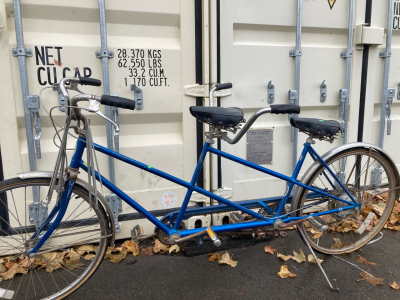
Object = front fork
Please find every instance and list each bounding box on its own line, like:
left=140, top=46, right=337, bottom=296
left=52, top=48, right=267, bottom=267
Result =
left=28, top=179, right=76, bottom=255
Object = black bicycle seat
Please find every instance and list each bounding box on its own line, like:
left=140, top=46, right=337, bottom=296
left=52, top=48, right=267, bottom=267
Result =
left=290, top=117, right=343, bottom=137
left=189, top=106, right=244, bottom=128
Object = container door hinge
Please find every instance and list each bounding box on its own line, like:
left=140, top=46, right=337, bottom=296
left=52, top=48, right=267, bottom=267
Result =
left=385, top=88, right=395, bottom=135
left=320, top=80, right=327, bottom=103
left=183, top=84, right=232, bottom=98
left=27, top=95, right=41, bottom=159
left=106, top=193, right=122, bottom=232
left=95, top=49, right=114, bottom=59
left=338, top=89, right=348, bottom=138
left=111, top=94, right=120, bottom=152
left=288, top=90, right=298, bottom=141
left=12, top=47, right=32, bottom=57
left=130, top=84, right=143, bottom=110
left=267, top=81, right=275, bottom=104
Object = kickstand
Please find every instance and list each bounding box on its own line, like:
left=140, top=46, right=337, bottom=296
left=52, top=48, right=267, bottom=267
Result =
left=299, top=229, right=340, bottom=292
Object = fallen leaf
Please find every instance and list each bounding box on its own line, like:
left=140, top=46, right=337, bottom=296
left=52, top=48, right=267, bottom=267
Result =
left=169, top=244, right=180, bottom=254
left=121, top=240, right=140, bottom=256
left=110, top=251, right=127, bottom=263
left=208, top=252, right=222, bottom=262
left=371, top=202, right=386, bottom=217
left=218, top=252, right=238, bottom=267
left=292, top=249, right=306, bottom=263
left=104, top=246, right=115, bottom=259
left=84, top=254, right=95, bottom=261
left=358, top=272, right=383, bottom=286
left=312, top=232, right=323, bottom=239
left=63, top=256, right=85, bottom=271
left=357, top=256, right=376, bottom=267
left=390, top=281, right=400, bottom=290
left=277, top=265, right=297, bottom=278
left=308, top=254, right=324, bottom=264
left=277, top=253, right=292, bottom=262
left=0, top=262, right=27, bottom=280
left=113, top=246, right=123, bottom=252
left=332, top=238, right=343, bottom=249
left=140, top=246, right=154, bottom=256
left=264, top=246, right=277, bottom=254
left=153, top=239, right=170, bottom=253
left=76, top=244, right=95, bottom=255
left=42, top=252, right=66, bottom=273
left=0, top=263, right=6, bottom=273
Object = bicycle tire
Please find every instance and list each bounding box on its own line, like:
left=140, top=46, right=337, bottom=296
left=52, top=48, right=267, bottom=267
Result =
left=294, top=147, right=397, bottom=254
left=0, top=177, right=109, bottom=299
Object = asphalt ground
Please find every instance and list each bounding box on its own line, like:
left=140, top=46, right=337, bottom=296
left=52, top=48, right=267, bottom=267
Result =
left=68, top=229, right=400, bottom=300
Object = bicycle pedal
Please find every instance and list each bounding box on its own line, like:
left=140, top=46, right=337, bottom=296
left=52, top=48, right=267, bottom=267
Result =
left=308, top=216, right=328, bottom=232
left=206, top=227, right=221, bottom=247
left=229, top=212, right=244, bottom=223
left=131, top=225, right=144, bottom=242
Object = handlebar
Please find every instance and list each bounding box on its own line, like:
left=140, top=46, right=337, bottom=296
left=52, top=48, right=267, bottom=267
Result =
left=59, top=77, right=135, bottom=132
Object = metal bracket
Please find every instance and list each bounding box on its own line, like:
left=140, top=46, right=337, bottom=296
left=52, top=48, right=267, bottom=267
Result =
left=267, top=81, right=275, bottom=104
left=95, top=49, right=114, bottom=59
left=379, top=51, right=392, bottom=58
left=52, top=83, right=67, bottom=113
left=130, top=84, right=143, bottom=110
left=110, top=94, right=120, bottom=152
left=28, top=202, right=48, bottom=227
left=11, top=47, right=32, bottom=57
left=371, top=166, right=383, bottom=186
left=289, top=50, right=302, bottom=57
left=336, top=171, right=346, bottom=186
left=397, top=83, right=400, bottom=100
left=320, top=80, right=327, bottom=103
left=338, top=89, right=348, bottom=138
left=105, top=193, right=122, bottom=232
left=340, top=51, right=353, bottom=58
left=183, top=84, right=232, bottom=98
left=385, top=88, right=395, bottom=135
left=27, top=95, right=41, bottom=159
left=288, top=90, right=298, bottom=141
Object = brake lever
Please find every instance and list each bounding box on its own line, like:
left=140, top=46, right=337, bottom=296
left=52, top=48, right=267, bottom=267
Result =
left=86, top=99, right=120, bottom=132
left=66, top=81, right=85, bottom=94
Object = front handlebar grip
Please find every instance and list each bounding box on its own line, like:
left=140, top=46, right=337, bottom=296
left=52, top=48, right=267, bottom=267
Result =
left=100, top=95, right=136, bottom=110
left=215, top=83, right=232, bottom=90
left=270, top=104, right=300, bottom=114
left=79, top=77, right=102, bottom=87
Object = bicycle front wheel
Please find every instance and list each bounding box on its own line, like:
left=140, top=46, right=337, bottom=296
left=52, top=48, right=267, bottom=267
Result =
left=0, top=177, right=109, bottom=299
left=295, top=147, right=397, bottom=254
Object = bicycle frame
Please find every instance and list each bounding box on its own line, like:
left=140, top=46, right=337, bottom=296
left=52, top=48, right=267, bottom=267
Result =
left=29, top=137, right=360, bottom=254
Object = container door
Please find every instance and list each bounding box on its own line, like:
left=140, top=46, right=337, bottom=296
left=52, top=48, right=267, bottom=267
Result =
left=1, top=0, right=199, bottom=238
left=214, top=0, right=365, bottom=203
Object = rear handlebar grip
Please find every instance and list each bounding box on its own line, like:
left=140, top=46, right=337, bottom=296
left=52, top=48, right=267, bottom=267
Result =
left=79, top=77, right=102, bottom=87
left=215, top=83, right=232, bottom=90
left=270, top=104, right=300, bottom=114
left=100, top=95, right=136, bottom=110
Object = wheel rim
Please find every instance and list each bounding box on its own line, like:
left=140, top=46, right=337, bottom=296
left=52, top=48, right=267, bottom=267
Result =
left=0, top=179, right=108, bottom=299
left=297, top=149, right=396, bottom=254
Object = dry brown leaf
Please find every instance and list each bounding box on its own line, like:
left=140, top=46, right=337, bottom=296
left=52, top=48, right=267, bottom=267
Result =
left=169, top=244, right=180, bottom=254
left=63, top=257, right=84, bottom=271
left=208, top=252, right=222, bottom=262
left=357, top=256, right=376, bottom=267
left=76, top=244, right=95, bottom=255
left=388, top=213, right=399, bottom=225
left=41, top=252, right=66, bottom=273
left=153, top=239, right=170, bottom=253
left=371, top=202, right=385, bottom=217
left=292, top=249, right=306, bottom=263
left=277, top=265, right=297, bottom=278
left=277, top=253, right=292, bottom=262
left=390, top=281, right=400, bottom=290
left=110, top=251, right=127, bottom=263
left=121, top=240, right=140, bottom=256
left=312, top=232, right=323, bottom=239
left=218, top=252, right=238, bottom=267
left=140, top=246, right=154, bottom=256
left=0, top=262, right=27, bottom=280
left=104, top=246, right=115, bottom=259
left=0, top=263, right=6, bottom=273
left=307, top=254, right=323, bottom=264
left=84, top=254, right=95, bottom=261
left=358, top=272, right=383, bottom=286
left=264, top=246, right=277, bottom=255
left=332, top=238, right=343, bottom=249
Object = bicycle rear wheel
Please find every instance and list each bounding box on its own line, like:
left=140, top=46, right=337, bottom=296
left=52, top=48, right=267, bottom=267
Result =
left=0, top=177, right=109, bottom=299
left=294, top=147, right=397, bottom=254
